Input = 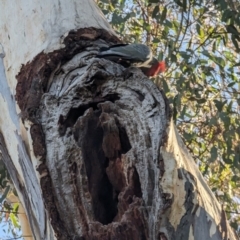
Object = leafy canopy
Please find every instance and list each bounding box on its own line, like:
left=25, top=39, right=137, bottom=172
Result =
left=98, top=0, right=240, bottom=234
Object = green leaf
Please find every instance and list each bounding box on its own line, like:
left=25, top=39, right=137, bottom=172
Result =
left=144, top=22, right=151, bottom=32
left=219, top=0, right=228, bottom=11
left=202, top=51, right=225, bottom=68
left=230, top=221, right=239, bottom=231
left=148, top=0, right=159, bottom=3
left=165, top=20, right=173, bottom=28
left=182, top=0, right=187, bottom=11
left=152, top=38, right=160, bottom=43
left=183, top=132, right=194, bottom=141
left=197, top=98, right=206, bottom=104
left=212, top=41, right=216, bottom=52
left=173, top=20, right=180, bottom=29
left=210, top=146, right=218, bottom=162
left=13, top=203, right=19, bottom=213
left=10, top=213, right=20, bottom=228
left=0, top=185, right=10, bottom=203
left=233, top=153, right=240, bottom=168
left=199, top=59, right=208, bottom=64
left=226, top=24, right=239, bottom=35
left=174, top=0, right=183, bottom=8
left=215, top=57, right=225, bottom=68
left=227, top=82, right=235, bottom=87
left=231, top=175, right=240, bottom=182
left=219, top=112, right=231, bottom=127
left=232, top=62, right=240, bottom=67
left=222, top=9, right=232, bottom=22
left=202, top=50, right=211, bottom=58
left=231, top=35, right=240, bottom=52
left=237, top=98, right=240, bottom=105
left=223, top=154, right=233, bottom=164
left=158, top=51, right=163, bottom=60
left=112, top=12, right=123, bottom=24
left=173, top=94, right=180, bottom=121
left=124, top=12, right=136, bottom=21
left=179, top=51, right=189, bottom=60
left=152, top=6, right=159, bottom=18
left=196, top=24, right=204, bottom=39
left=102, top=9, right=109, bottom=15
left=179, top=105, right=187, bottom=119
left=209, top=116, right=217, bottom=126
left=162, top=78, right=169, bottom=93
left=171, top=53, right=177, bottom=62
left=160, top=6, right=167, bottom=23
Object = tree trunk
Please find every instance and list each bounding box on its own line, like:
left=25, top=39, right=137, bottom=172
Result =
left=0, top=0, right=237, bottom=239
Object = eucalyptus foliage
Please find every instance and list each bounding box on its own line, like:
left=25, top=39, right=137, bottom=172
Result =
left=98, top=0, right=240, bottom=234
left=0, top=156, right=21, bottom=239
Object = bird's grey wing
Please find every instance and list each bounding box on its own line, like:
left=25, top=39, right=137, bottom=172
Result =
left=130, top=44, right=152, bottom=60
left=98, top=44, right=146, bottom=62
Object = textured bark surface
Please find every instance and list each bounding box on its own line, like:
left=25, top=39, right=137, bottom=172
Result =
left=0, top=0, right=238, bottom=239
left=14, top=27, right=238, bottom=240
left=0, top=1, right=115, bottom=239
left=16, top=28, right=170, bottom=239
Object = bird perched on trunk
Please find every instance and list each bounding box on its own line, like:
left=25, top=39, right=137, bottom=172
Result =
left=96, top=43, right=166, bottom=77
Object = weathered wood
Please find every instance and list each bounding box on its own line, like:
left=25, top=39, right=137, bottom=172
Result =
left=0, top=0, right=237, bottom=239
left=0, top=1, right=115, bottom=239
left=16, top=28, right=169, bottom=239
